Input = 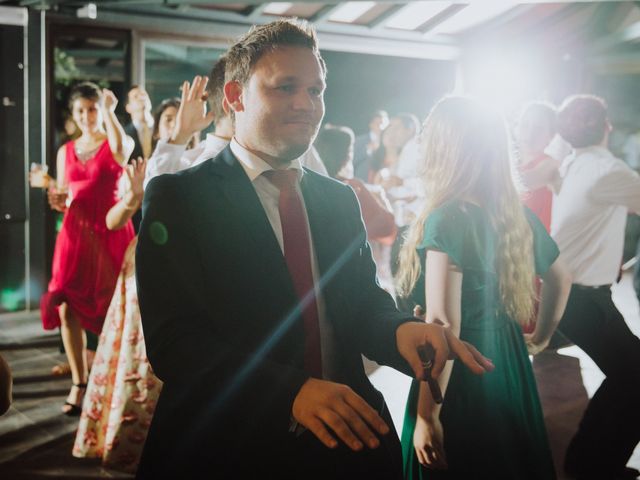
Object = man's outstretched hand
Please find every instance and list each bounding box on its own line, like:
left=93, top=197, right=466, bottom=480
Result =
left=396, top=322, right=494, bottom=380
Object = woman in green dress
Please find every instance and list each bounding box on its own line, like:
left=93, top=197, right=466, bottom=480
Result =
left=396, top=96, right=571, bottom=479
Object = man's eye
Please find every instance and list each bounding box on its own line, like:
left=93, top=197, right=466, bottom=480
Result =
left=309, top=87, right=323, bottom=97
left=278, top=85, right=294, bottom=93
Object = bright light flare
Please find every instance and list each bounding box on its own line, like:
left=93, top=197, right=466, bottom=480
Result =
left=458, top=47, right=548, bottom=114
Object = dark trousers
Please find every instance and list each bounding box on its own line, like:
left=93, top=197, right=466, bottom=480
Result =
left=558, top=285, right=640, bottom=476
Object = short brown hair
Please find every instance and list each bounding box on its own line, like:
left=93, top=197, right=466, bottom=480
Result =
left=314, top=125, right=355, bottom=178
left=225, top=19, right=325, bottom=86
left=557, top=95, right=608, bottom=148
left=206, top=55, right=227, bottom=123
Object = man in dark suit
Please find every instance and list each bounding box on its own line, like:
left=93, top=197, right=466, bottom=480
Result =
left=136, top=19, right=491, bottom=479
left=124, top=85, right=154, bottom=161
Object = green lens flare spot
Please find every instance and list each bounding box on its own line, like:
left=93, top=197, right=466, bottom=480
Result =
left=149, top=221, right=168, bottom=246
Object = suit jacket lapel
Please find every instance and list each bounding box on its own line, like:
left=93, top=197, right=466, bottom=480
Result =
left=300, top=171, right=331, bottom=276
left=207, top=147, right=292, bottom=286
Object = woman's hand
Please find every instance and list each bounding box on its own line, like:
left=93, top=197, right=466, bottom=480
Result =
left=413, top=415, right=447, bottom=469
left=47, top=187, right=68, bottom=212
left=124, top=157, right=146, bottom=209
left=101, top=88, right=118, bottom=113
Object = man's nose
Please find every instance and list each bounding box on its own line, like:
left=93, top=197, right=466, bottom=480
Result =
left=292, top=91, right=315, bottom=111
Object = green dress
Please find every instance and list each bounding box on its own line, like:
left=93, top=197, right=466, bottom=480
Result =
left=401, top=200, right=558, bottom=480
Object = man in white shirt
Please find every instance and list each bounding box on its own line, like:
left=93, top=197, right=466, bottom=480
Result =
left=552, top=94, right=640, bottom=480
left=145, top=57, right=327, bottom=189
left=374, top=113, right=423, bottom=227
left=136, top=19, right=491, bottom=479
left=353, top=109, right=388, bottom=180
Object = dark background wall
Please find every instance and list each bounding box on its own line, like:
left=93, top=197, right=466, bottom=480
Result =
left=321, top=50, right=456, bottom=134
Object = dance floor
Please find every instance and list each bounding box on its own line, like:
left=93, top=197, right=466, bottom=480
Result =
left=1, top=273, right=639, bottom=478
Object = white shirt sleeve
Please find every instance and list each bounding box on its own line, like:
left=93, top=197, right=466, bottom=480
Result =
left=589, top=160, right=640, bottom=212
left=144, top=140, right=203, bottom=189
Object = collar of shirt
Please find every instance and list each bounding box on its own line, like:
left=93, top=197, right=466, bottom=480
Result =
left=230, top=138, right=304, bottom=182
left=202, top=134, right=230, bottom=158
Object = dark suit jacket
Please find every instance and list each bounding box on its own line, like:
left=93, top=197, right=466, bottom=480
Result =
left=135, top=146, right=414, bottom=479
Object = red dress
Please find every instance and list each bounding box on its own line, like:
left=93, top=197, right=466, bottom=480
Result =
left=41, top=140, right=134, bottom=335
left=520, top=154, right=553, bottom=232
left=520, top=154, right=553, bottom=333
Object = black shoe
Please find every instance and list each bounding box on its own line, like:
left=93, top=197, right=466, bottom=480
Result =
left=62, top=383, right=87, bottom=416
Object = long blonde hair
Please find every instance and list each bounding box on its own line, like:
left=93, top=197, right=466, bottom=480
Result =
left=395, top=96, right=535, bottom=325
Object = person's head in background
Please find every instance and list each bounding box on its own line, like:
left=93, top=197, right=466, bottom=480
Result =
left=516, top=102, right=556, bottom=160
left=152, top=98, right=180, bottom=147
left=68, top=82, right=103, bottom=136
left=207, top=55, right=233, bottom=140
left=314, top=125, right=355, bottom=179
left=125, top=85, right=153, bottom=125
left=223, top=19, right=326, bottom=167
left=368, top=110, right=389, bottom=137
left=382, top=113, right=419, bottom=149
left=557, top=94, right=610, bottom=150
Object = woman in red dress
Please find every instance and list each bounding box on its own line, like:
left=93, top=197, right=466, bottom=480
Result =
left=40, top=82, right=134, bottom=414
left=515, top=102, right=561, bottom=232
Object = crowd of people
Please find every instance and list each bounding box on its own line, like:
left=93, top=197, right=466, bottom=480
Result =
left=19, top=17, right=640, bottom=480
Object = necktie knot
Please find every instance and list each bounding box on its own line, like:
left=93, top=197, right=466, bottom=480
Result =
left=264, top=169, right=299, bottom=192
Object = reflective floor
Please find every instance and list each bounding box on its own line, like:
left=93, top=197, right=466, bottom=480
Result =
left=1, top=273, right=639, bottom=479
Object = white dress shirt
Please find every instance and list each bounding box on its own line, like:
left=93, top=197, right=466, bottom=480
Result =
left=144, top=134, right=229, bottom=189
left=230, top=139, right=337, bottom=380
left=145, top=134, right=327, bottom=190
left=551, top=145, right=640, bottom=286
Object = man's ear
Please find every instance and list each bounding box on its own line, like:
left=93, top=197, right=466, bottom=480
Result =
left=224, top=81, right=244, bottom=113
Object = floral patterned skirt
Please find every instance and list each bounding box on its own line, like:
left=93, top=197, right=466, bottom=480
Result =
left=73, top=238, right=162, bottom=473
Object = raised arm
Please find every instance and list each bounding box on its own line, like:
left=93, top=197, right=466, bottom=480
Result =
left=144, top=76, right=212, bottom=188
left=520, top=156, right=560, bottom=191
left=101, top=88, right=130, bottom=165
left=106, top=157, right=146, bottom=230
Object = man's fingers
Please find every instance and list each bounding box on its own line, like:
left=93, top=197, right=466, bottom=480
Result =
left=318, top=409, right=363, bottom=451
left=429, top=329, right=450, bottom=379
left=188, top=76, right=201, bottom=101
left=334, top=402, right=380, bottom=449
left=403, top=346, right=426, bottom=380
left=180, top=81, right=189, bottom=104
left=462, top=340, right=494, bottom=372
left=444, top=330, right=488, bottom=375
left=343, top=392, right=389, bottom=436
left=305, top=416, right=338, bottom=449
left=197, top=76, right=209, bottom=99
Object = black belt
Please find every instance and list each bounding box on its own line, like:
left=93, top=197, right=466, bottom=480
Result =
left=573, top=283, right=612, bottom=291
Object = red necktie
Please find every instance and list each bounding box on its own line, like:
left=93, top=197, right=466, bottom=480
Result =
left=265, top=169, right=323, bottom=378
